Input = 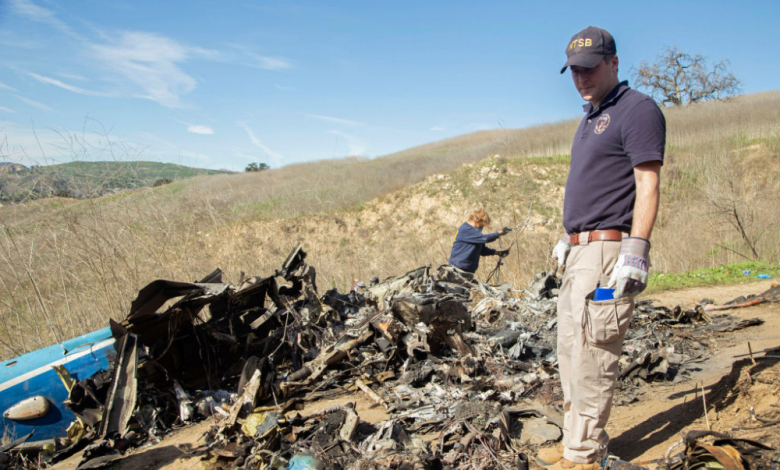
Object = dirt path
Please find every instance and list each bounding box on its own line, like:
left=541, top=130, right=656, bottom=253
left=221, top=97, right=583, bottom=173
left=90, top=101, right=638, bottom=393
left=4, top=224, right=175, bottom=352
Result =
left=52, top=394, right=388, bottom=470
left=609, top=280, right=779, bottom=462
left=52, top=280, right=778, bottom=469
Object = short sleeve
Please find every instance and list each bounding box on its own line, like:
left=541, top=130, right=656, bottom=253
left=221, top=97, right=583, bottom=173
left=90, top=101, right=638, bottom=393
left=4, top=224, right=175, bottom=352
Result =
left=622, top=98, right=666, bottom=167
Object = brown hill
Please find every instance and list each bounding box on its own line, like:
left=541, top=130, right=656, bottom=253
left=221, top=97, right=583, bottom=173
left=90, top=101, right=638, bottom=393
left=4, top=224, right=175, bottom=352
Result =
left=0, top=91, right=779, bottom=358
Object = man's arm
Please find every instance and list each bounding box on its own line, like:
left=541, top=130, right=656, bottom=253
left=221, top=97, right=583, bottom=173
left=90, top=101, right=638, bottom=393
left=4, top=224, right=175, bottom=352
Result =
left=608, top=160, right=661, bottom=297
left=630, top=161, right=661, bottom=239
left=456, top=225, right=501, bottom=244
left=481, top=245, right=497, bottom=256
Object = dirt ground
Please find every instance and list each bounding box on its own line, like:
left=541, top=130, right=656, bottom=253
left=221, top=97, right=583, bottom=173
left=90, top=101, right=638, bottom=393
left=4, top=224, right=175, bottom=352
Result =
left=51, top=280, right=779, bottom=470
left=609, top=279, right=780, bottom=463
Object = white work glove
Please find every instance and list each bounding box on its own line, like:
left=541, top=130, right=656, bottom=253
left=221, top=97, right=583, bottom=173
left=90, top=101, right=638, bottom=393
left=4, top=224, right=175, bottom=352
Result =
left=552, top=234, right=571, bottom=268
left=608, top=237, right=651, bottom=298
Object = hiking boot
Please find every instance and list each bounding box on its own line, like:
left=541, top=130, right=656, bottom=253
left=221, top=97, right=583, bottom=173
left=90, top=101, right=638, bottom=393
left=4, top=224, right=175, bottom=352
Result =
left=536, top=443, right=565, bottom=466
left=548, top=458, right=600, bottom=470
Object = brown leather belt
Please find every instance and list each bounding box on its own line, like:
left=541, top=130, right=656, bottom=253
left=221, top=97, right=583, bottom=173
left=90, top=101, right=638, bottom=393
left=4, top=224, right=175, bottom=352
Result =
left=569, top=230, right=624, bottom=245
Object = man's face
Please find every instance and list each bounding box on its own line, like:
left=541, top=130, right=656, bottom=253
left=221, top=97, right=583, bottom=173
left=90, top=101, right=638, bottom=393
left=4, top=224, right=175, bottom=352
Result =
left=570, top=55, right=619, bottom=107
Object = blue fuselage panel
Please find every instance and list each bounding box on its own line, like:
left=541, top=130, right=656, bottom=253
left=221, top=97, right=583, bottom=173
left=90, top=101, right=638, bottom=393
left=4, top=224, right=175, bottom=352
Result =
left=0, top=328, right=116, bottom=441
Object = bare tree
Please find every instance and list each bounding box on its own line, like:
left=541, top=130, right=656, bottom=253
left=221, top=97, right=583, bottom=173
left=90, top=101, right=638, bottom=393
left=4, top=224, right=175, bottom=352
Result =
left=632, top=46, right=741, bottom=106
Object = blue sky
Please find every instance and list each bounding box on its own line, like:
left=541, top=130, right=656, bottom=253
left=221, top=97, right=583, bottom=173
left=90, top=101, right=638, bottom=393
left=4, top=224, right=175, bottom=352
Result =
left=0, top=1, right=778, bottom=171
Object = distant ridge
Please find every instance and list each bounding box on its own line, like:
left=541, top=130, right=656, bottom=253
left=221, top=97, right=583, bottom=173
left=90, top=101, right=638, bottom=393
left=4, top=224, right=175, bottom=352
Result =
left=0, top=162, right=28, bottom=174
left=0, top=160, right=231, bottom=203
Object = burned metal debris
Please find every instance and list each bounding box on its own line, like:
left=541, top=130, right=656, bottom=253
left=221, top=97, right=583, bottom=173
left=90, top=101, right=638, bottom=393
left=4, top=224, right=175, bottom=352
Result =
left=13, top=246, right=771, bottom=470
left=661, top=429, right=780, bottom=470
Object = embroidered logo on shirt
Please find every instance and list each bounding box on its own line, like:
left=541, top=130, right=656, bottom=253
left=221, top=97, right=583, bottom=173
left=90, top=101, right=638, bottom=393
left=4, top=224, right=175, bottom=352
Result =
left=594, top=114, right=611, bottom=134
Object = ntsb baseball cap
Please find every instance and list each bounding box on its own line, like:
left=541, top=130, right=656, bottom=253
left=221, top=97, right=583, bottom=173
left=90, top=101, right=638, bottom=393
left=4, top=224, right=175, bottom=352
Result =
left=561, top=26, right=616, bottom=74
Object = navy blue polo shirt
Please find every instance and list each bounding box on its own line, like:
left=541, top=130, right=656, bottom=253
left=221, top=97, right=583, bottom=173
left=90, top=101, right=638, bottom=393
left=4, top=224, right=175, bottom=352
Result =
left=563, top=81, right=665, bottom=234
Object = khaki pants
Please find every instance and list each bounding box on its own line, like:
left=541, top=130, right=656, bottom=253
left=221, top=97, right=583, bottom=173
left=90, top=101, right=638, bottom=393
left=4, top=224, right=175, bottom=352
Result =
left=557, top=239, right=633, bottom=463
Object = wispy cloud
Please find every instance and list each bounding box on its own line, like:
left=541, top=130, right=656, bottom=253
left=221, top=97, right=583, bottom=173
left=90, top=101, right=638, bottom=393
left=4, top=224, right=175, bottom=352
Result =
left=28, top=72, right=112, bottom=97
left=430, top=126, right=446, bottom=131
left=187, top=125, right=214, bottom=135
left=328, top=130, right=366, bottom=156
left=305, top=113, right=364, bottom=127
left=274, top=84, right=295, bottom=91
left=251, top=55, right=291, bottom=70
left=237, top=121, right=283, bottom=166
left=8, top=0, right=83, bottom=40
left=91, top=31, right=198, bottom=108
left=0, top=107, right=16, bottom=113
left=0, top=82, right=19, bottom=91
left=226, top=44, right=292, bottom=71
left=169, top=117, right=215, bottom=135
left=0, top=81, right=19, bottom=92
left=55, top=72, right=87, bottom=81
left=8, top=1, right=291, bottom=111
left=13, top=94, right=53, bottom=111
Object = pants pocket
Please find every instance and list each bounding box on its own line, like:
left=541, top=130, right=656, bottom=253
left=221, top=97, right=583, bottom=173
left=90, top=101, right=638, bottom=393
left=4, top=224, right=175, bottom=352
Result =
left=582, top=297, right=632, bottom=344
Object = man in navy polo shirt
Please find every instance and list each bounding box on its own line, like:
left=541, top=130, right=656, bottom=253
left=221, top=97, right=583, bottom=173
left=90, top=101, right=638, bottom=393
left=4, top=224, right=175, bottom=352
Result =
left=536, top=27, right=665, bottom=470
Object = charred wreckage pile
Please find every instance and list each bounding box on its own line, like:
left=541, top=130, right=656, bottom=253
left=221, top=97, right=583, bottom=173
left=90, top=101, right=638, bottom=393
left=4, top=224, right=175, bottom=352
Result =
left=18, top=245, right=777, bottom=469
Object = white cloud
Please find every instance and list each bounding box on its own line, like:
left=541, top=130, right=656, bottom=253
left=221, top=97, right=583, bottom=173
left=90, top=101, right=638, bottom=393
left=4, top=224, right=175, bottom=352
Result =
left=328, top=130, right=366, bottom=156
left=0, top=107, right=16, bottom=113
left=305, top=113, right=364, bottom=127
left=187, top=125, right=214, bottom=135
left=430, top=126, right=446, bottom=131
left=91, top=31, right=198, bottom=108
left=55, top=72, right=87, bottom=81
left=8, top=0, right=83, bottom=40
left=168, top=118, right=214, bottom=135
left=251, top=55, right=291, bottom=70
left=28, top=72, right=112, bottom=97
left=274, top=84, right=295, bottom=91
left=0, top=81, right=19, bottom=92
left=7, top=2, right=290, bottom=110
left=225, top=44, right=292, bottom=71
left=237, top=121, right=283, bottom=167
left=13, top=94, right=53, bottom=111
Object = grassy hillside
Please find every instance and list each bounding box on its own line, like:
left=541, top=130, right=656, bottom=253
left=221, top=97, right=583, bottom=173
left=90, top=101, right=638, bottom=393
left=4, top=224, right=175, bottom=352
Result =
left=0, top=160, right=231, bottom=203
left=0, top=91, right=778, bottom=359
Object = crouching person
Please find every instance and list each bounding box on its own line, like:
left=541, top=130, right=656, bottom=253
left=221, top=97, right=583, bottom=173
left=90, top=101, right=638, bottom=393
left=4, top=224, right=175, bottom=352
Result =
left=447, top=209, right=509, bottom=279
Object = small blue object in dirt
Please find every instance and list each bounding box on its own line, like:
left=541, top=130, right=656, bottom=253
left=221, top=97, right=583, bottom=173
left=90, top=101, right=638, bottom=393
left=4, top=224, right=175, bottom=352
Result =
left=287, top=455, right=325, bottom=470
left=742, top=270, right=751, bottom=275
left=757, top=274, right=772, bottom=279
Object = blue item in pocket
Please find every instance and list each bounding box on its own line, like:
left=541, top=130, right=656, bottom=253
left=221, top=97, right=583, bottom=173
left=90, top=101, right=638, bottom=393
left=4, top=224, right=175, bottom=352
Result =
left=594, top=287, right=615, bottom=301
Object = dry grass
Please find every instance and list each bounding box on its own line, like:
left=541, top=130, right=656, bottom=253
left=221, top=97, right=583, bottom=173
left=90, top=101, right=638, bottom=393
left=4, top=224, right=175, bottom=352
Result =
left=1, top=91, right=779, bottom=359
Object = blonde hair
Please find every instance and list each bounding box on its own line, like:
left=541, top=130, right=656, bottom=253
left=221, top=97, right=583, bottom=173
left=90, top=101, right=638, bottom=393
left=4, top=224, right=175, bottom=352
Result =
left=468, top=209, right=491, bottom=227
